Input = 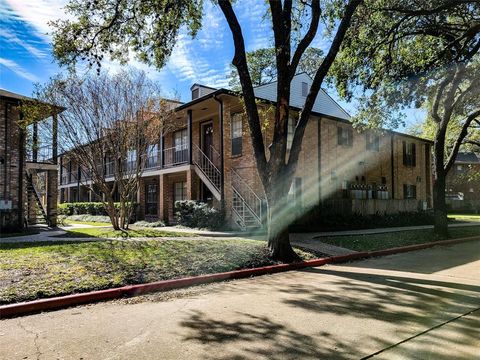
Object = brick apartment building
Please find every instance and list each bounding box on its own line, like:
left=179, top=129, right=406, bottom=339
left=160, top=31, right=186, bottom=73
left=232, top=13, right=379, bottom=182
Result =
left=446, top=152, right=480, bottom=212
left=58, top=74, right=433, bottom=230
left=0, top=89, right=61, bottom=231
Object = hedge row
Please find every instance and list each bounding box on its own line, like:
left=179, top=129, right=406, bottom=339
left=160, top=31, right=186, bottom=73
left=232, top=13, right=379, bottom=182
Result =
left=57, top=202, right=136, bottom=216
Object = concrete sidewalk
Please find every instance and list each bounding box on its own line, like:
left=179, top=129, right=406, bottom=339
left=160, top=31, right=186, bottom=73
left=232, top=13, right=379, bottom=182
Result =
left=1, top=241, right=479, bottom=359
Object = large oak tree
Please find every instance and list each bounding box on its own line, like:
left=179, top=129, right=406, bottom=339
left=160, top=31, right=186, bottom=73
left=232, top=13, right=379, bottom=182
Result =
left=50, top=0, right=473, bottom=260
left=330, top=0, right=480, bottom=236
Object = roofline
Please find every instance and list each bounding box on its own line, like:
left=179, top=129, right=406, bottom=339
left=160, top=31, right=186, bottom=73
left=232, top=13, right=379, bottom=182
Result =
left=174, top=89, right=433, bottom=144
left=189, top=83, right=218, bottom=91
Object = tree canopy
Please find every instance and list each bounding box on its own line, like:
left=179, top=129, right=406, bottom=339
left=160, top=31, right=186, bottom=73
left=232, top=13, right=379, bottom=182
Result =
left=227, top=47, right=323, bottom=90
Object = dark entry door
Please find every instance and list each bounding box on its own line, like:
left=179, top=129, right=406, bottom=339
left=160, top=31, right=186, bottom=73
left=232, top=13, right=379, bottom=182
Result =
left=202, top=122, right=214, bottom=159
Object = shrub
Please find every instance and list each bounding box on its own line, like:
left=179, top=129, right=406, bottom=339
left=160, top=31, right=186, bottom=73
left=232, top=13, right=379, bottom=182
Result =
left=174, top=200, right=224, bottom=230
left=57, top=202, right=137, bottom=218
left=289, top=207, right=436, bottom=232
left=133, top=220, right=165, bottom=228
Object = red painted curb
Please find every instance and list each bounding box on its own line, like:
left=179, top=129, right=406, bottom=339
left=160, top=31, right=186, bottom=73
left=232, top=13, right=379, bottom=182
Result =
left=1, top=235, right=479, bottom=318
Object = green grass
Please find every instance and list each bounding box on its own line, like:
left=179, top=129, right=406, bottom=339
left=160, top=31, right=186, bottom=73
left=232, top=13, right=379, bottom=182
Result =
left=1, top=228, right=40, bottom=238
left=63, top=220, right=111, bottom=227
left=320, top=225, right=480, bottom=252
left=448, top=214, right=480, bottom=223
left=55, top=226, right=196, bottom=239
left=0, top=239, right=315, bottom=304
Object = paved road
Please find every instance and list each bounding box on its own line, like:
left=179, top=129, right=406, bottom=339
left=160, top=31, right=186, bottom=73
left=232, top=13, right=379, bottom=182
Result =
left=1, top=241, right=479, bottom=360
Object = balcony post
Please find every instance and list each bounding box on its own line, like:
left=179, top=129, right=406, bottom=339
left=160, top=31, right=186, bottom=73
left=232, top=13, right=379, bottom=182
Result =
left=187, top=109, right=193, bottom=165
left=159, top=131, right=164, bottom=169
left=32, top=122, right=38, bottom=161
left=52, top=113, right=58, bottom=164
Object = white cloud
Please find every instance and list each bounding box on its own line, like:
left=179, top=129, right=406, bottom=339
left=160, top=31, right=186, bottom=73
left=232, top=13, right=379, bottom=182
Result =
left=3, top=0, right=68, bottom=39
left=0, top=57, right=40, bottom=81
left=0, top=28, right=48, bottom=58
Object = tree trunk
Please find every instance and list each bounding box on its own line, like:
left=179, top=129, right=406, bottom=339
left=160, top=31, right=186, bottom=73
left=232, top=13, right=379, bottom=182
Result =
left=266, top=188, right=300, bottom=262
left=106, top=200, right=120, bottom=230
left=433, top=174, right=448, bottom=238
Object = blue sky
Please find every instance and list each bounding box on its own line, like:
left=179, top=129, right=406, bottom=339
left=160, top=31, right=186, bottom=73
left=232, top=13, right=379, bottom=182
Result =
left=0, top=0, right=425, bottom=128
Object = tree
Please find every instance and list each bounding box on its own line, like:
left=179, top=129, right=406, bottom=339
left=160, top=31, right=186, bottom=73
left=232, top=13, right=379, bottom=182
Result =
left=329, top=0, right=480, bottom=237
left=50, top=0, right=469, bottom=260
left=23, top=69, right=170, bottom=230
left=227, top=47, right=323, bottom=90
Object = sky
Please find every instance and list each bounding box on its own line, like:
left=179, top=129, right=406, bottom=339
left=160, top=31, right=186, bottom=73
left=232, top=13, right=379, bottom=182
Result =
left=0, top=0, right=425, bottom=128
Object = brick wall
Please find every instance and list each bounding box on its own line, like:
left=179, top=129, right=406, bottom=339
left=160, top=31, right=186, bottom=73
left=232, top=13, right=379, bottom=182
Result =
left=0, top=99, right=24, bottom=229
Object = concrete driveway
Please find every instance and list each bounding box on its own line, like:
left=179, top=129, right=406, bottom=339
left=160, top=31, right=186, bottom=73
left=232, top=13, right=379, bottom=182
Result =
left=1, top=241, right=479, bottom=360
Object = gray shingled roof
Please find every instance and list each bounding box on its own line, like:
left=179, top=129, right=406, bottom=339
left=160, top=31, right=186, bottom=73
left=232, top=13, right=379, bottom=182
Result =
left=456, top=152, right=480, bottom=163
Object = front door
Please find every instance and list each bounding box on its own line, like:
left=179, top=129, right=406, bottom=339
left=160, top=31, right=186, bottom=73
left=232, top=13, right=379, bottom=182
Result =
left=201, top=122, right=214, bottom=160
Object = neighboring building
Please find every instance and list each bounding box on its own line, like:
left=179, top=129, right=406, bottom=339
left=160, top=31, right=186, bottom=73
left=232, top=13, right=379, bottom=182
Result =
left=446, top=152, right=480, bottom=212
left=0, top=89, right=61, bottom=231
left=58, top=74, right=433, bottom=230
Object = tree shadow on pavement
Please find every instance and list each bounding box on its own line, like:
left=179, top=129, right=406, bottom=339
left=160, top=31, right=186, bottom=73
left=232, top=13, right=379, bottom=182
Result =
left=180, top=310, right=358, bottom=360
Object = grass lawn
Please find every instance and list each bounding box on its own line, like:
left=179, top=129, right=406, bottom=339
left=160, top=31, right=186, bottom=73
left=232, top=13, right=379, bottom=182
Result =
left=0, top=239, right=315, bottom=304
left=56, top=227, right=196, bottom=239
left=63, top=220, right=111, bottom=227
left=448, top=214, right=480, bottom=223
left=1, top=228, right=40, bottom=238
left=320, top=225, right=480, bottom=252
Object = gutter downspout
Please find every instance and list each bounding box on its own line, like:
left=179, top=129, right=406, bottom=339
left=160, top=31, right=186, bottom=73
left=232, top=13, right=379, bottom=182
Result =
left=391, top=134, right=395, bottom=199
left=3, top=102, right=8, bottom=201
left=213, top=95, right=225, bottom=211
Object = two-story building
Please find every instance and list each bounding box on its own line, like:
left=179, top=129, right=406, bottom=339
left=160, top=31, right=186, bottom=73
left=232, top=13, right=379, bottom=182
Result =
left=446, top=152, right=480, bottom=212
left=0, top=89, right=61, bottom=231
left=58, top=74, right=433, bottom=230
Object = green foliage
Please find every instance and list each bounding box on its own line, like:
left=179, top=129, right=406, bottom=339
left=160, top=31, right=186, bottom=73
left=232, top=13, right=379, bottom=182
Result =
left=290, top=209, right=436, bottom=232
left=228, top=47, right=323, bottom=90
left=174, top=200, right=224, bottom=230
left=51, top=0, right=204, bottom=71
left=58, top=202, right=136, bottom=217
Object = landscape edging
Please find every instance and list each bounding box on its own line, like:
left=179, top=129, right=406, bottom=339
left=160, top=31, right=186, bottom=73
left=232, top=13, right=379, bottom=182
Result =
left=1, top=235, right=479, bottom=318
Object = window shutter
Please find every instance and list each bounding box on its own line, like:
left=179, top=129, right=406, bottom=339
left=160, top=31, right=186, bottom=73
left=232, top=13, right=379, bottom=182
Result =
left=403, top=184, right=407, bottom=198
left=412, top=143, right=416, bottom=167
left=347, top=129, right=353, bottom=146
left=402, top=141, right=407, bottom=165
left=337, top=127, right=343, bottom=145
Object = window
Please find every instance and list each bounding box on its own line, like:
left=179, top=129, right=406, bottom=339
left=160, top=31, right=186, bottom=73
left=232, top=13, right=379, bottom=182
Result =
left=456, top=164, right=464, bottom=172
left=337, top=127, right=353, bottom=146
left=288, top=177, right=303, bottom=209
left=174, top=182, right=187, bottom=204
left=145, top=183, right=158, bottom=215
left=127, top=149, right=136, bottom=171
left=146, top=144, right=158, bottom=168
left=287, top=116, right=296, bottom=150
left=231, top=113, right=243, bottom=156
left=366, top=132, right=380, bottom=151
left=301, top=82, right=308, bottom=97
left=173, top=129, right=188, bottom=164
left=402, top=141, right=416, bottom=167
left=403, top=184, right=417, bottom=199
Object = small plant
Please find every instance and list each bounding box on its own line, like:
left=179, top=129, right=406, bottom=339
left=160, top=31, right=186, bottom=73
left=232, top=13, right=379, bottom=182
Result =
left=175, top=200, right=224, bottom=230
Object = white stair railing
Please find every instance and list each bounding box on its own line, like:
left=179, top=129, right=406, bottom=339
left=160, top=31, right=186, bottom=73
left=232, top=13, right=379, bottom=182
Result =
left=231, top=169, right=265, bottom=229
left=192, top=143, right=221, bottom=192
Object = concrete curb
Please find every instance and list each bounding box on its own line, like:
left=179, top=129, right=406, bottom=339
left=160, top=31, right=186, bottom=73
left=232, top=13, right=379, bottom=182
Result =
left=1, top=235, right=479, bottom=318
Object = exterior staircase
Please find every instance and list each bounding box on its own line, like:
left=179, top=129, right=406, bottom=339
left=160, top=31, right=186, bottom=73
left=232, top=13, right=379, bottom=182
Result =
left=192, top=143, right=221, bottom=200
left=231, top=169, right=265, bottom=231
left=25, top=171, right=49, bottom=226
